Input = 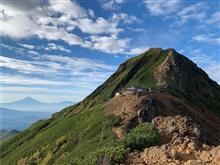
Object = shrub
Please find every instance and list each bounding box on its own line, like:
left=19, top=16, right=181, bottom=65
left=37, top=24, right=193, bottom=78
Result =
left=121, top=123, right=159, bottom=150
left=105, top=114, right=120, bottom=127
left=84, top=145, right=128, bottom=165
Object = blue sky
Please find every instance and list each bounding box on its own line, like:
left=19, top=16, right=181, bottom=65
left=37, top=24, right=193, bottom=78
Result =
left=1, top=0, right=220, bottom=103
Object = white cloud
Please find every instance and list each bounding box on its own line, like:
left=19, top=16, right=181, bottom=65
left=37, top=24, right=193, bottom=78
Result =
left=1, top=74, right=71, bottom=86
left=1, top=54, right=116, bottom=79
left=193, top=34, right=220, bottom=45
left=176, top=2, right=208, bottom=24
left=1, top=5, right=37, bottom=38
left=206, top=11, right=220, bottom=28
left=90, top=35, right=130, bottom=54
left=27, top=50, right=39, bottom=55
left=1, top=53, right=117, bottom=102
left=44, top=43, right=71, bottom=53
left=0, top=56, right=56, bottom=74
left=77, top=17, right=122, bottom=35
left=0, top=43, right=25, bottom=54
left=18, top=43, right=35, bottom=49
left=99, top=0, right=125, bottom=11
left=1, top=0, right=131, bottom=54
left=190, top=49, right=216, bottom=65
left=143, top=0, right=180, bottom=16
left=110, top=13, right=141, bottom=24
left=48, top=0, right=88, bottom=18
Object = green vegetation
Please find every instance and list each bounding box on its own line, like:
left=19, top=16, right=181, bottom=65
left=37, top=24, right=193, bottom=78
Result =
left=0, top=104, right=158, bottom=165
left=72, top=122, right=159, bottom=165
left=83, top=145, right=128, bottom=165
left=0, top=105, right=120, bottom=164
left=127, top=48, right=167, bottom=88
left=121, top=123, right=159, bottom=150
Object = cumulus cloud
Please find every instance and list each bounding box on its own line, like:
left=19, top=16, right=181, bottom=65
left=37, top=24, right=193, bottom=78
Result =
left=90, top=35, right=130, bottom=54
left=77, top=17, right=122, bottom=35
left=48, top=0, right=88, bottom=18
left=1, top=0, right=130, bottom=54
left=143, top=0, right=180, bottom=16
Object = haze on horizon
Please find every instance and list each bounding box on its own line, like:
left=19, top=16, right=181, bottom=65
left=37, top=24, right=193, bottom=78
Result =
left=1, top=0, right=220, bottom=103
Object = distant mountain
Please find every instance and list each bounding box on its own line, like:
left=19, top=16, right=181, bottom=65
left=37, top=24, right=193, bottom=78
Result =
left=1, top=97, right=75, bottom=112
left=0, top=129, right=20, bottom=142
left=0, top=107, right=51, bottom=130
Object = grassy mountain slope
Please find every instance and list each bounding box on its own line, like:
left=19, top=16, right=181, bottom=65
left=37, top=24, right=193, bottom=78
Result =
left=0, top=105, right=119, bottom=164
left=1, top=48, right=220, bottom=164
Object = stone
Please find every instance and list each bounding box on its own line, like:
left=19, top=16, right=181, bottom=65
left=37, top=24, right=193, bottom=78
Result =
left=172, top=137, right=183, bottom=146
left=199, top=151, right=212, bottom=163
left=213, top=146, right=220, bottom=165
left=184, top=160, right=203, bottom=165
left=141, top=146, right=171, bottom=164
left=193, top=127, right=201, bottom=138
left=202, top=144, right=212, bottom=151
left=161, top=144, right=168, bottom=150
left=168, top=126, right=178, bottom=134
left=170, top=148, right=177, bottom=159
left=187, top=142, right=197, bottom=151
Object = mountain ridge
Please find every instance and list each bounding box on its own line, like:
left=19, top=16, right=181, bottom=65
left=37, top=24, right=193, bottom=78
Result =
left=1, top=48, right=220, bottom=165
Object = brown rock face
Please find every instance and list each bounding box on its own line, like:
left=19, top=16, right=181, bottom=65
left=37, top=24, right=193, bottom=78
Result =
left=154, top=49, right=176, bottom=86
left=106, top=91, right=220, bottom=143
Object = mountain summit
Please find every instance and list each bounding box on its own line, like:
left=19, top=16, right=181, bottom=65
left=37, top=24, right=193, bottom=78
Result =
left=1, top=97, right=74, bottom=112
left=7, top=97, right=46, bottom=105
left=1, top=48, right=220, bottom=164
left=81, top=48, right=220, bottom=112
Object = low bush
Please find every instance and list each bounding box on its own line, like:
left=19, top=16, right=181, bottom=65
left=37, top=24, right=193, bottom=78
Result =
left=74, top=145, right=128, bottom=165
left=121, top=122, right=159, bottom=150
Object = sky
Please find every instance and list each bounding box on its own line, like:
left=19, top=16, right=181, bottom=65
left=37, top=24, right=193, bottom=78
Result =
left=0, top=0, right=220, bottom=103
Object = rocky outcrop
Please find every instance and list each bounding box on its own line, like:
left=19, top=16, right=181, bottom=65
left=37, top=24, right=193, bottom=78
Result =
left=124, top=115, right=220, bottom=165
left=154, top=49, right=176, bottom=86
left=152, top=115, right=205, bottom=145
left=139, top=144, right=220, bottom=165
left=107, top=94, right=160, bottom=139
